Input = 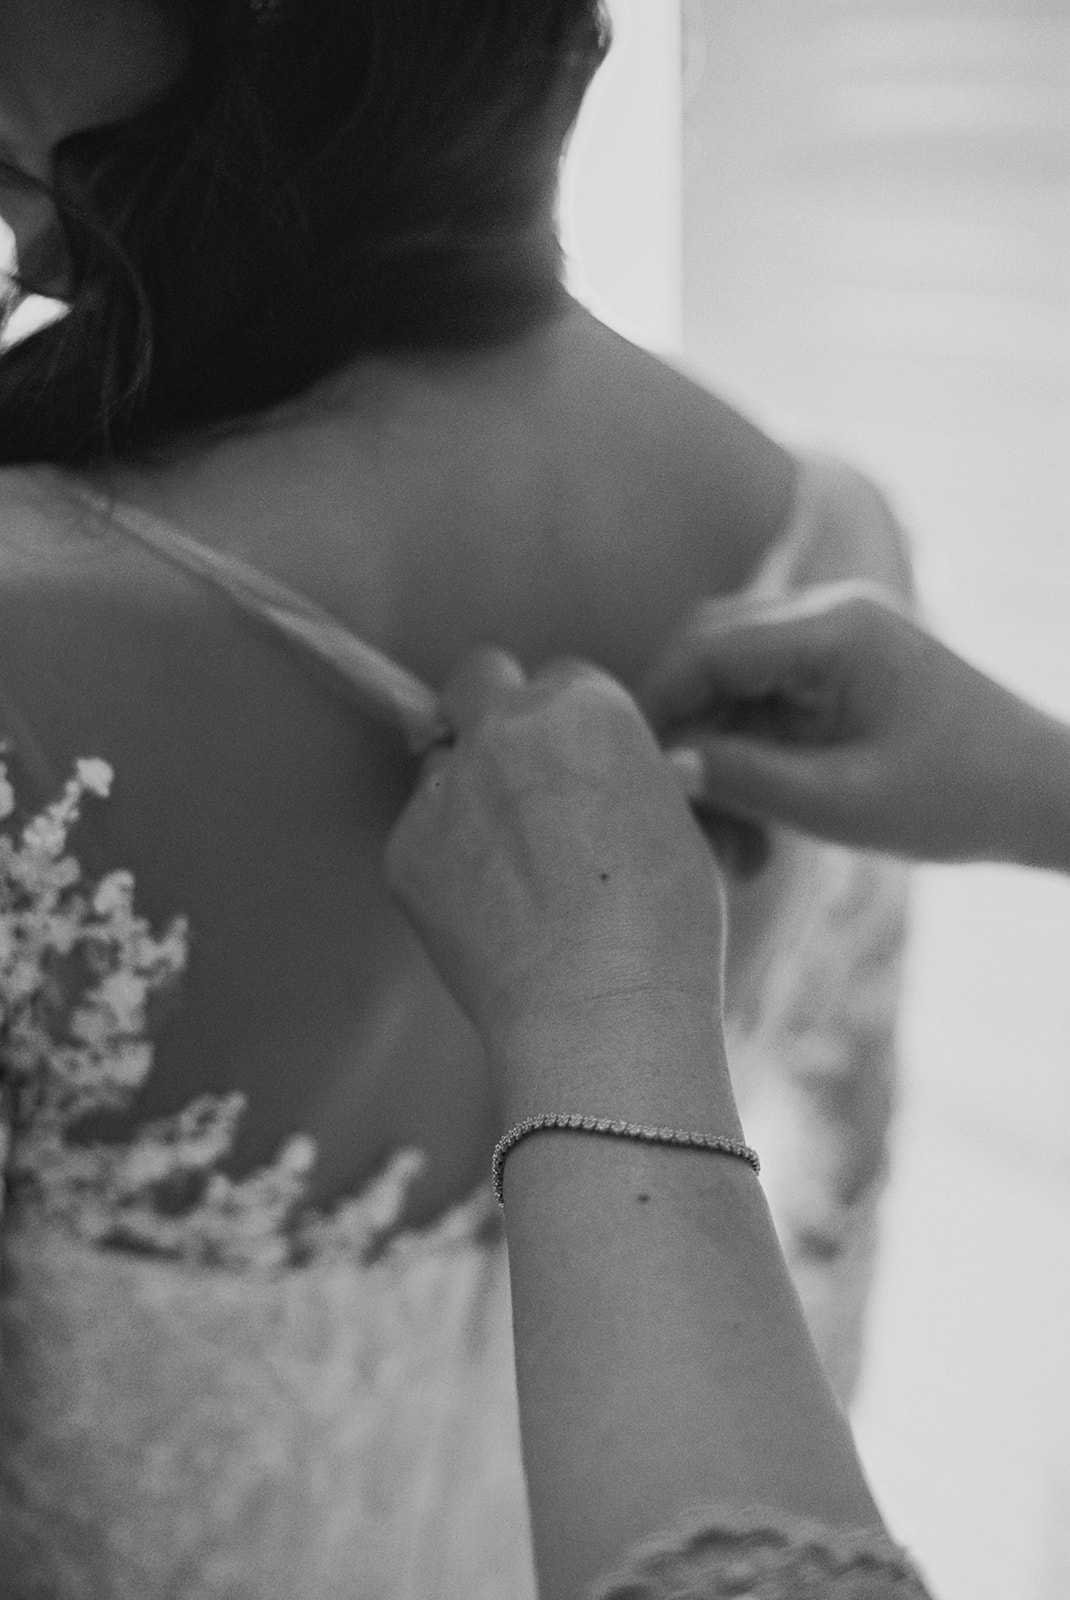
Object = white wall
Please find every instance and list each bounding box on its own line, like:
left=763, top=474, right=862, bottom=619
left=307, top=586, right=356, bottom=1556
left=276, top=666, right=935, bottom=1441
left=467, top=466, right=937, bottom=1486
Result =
left=560, top=0, right=683, bottom=354
left=680, top=5, right=1070, bottom=1597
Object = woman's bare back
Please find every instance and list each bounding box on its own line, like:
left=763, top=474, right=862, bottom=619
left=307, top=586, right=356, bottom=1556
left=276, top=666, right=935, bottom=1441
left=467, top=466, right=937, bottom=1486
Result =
left=0, top=305, right=892, bottom=1234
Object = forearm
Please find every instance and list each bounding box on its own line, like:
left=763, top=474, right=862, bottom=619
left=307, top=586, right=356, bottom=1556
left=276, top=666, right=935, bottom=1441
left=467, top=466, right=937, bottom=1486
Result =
left=998, top=705, right=1070, bottom=875
left=495, top=995, right=886, bottom=1600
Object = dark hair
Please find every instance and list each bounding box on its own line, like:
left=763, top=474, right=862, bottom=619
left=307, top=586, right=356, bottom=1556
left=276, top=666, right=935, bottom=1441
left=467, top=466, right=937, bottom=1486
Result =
left=0, top=0, right=609, bottom=466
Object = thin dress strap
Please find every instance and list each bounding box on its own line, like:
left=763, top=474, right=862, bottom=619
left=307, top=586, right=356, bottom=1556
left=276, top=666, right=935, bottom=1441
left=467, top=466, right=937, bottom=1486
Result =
left=66, top=482, right=446, bottom=751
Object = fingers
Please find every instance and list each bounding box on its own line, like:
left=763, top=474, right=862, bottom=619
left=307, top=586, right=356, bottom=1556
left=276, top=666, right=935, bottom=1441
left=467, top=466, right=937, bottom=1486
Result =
left=668, top=733, right=848, bottom=842
left=639, top=583, right=875, bottom=735
left=444, top=649, right=644, bottom=745
left=429, top=647, right=637, bottom=767
left=438, top=645, right=528, bottom=734
left=403, top=646, right=525, bottom=798
left=639, top=605, right=821, bottom=733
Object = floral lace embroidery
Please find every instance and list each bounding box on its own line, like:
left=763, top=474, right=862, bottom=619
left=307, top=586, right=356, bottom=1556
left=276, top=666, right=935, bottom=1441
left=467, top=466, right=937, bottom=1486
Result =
left=0, top=756, right=457, bottom=1274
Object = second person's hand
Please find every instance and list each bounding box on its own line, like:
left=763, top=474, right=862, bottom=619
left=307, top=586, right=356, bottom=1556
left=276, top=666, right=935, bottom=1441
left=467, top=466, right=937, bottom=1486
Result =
left=386, top=648, right=729, bottom=1068
left=643, top=582, right=1070, bottom=868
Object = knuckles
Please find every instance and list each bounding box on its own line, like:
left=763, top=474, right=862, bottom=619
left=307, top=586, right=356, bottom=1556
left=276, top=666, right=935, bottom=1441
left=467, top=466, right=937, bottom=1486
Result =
left=473, top=663, right=643, bottom=761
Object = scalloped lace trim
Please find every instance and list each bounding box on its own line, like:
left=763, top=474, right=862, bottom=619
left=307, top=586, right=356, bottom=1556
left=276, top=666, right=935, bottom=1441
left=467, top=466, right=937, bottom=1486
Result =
left=587, top=1503, right=935, bottom=1599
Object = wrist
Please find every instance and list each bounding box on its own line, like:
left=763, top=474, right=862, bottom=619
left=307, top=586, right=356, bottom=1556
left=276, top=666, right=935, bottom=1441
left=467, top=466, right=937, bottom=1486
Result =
left=486, top=986, right=739, bottom=1139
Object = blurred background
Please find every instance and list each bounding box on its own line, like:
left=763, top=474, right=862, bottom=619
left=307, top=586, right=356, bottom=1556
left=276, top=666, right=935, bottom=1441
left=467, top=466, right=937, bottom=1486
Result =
left=564, top=4, right=1070, bottom=1598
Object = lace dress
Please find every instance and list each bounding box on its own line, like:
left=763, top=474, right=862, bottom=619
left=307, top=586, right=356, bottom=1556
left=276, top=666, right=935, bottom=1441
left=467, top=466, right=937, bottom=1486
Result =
left=0, top=461, right=930, bottom=1599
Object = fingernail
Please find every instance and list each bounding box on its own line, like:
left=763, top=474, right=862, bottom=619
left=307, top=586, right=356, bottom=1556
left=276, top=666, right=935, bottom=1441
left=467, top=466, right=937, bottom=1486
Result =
left=667, top=745, right=704, bottom=798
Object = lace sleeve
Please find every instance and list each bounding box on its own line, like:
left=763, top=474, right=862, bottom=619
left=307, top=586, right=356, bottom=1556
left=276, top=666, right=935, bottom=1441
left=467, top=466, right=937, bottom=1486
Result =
left=586, top=1504, right=936, bottom=1600
left=750, top=454, right=916, bottom=606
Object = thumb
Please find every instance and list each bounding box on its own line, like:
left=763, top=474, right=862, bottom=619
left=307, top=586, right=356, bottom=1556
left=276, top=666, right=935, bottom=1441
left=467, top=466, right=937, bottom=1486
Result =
left=439, top=645, right=527, bottom=735
left=669, top=733, right=849, bottom=842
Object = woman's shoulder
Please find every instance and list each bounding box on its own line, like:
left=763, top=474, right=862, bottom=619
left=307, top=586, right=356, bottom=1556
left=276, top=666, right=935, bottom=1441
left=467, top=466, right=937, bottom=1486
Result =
left=0, top=464, right=158, bottom=603
left=531, top=306, right=816, bottom=595
left=0, top=465, right=274, bottom=697
left=0, top=464, right=180, bottom=695
left=0, top=468, right=119, bottom=776
left=0, top=465, right=294, bottom=830
left=542, top=306, right=914, bottom=601
left=0, top=465, right=88, bottom=563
